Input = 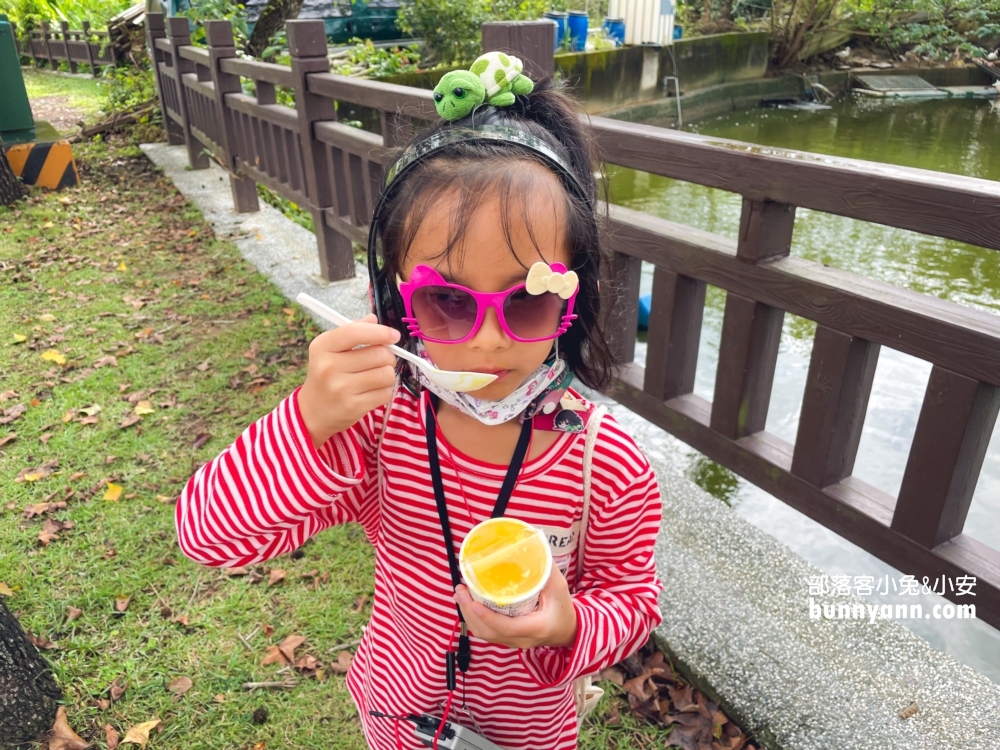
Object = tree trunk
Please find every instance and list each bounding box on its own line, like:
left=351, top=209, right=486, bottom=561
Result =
left=245, top=0, right=306, bottom=60
left=0, top=598, right=62, bottom=745
left=0, top=148, right=27, bottom=207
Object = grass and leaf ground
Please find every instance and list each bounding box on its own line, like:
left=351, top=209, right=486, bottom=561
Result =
left=21, top=68, right=108, bottom=135
left=1, top=70, right=759, bottom=750
left=1, top=137, right=374, bottom=749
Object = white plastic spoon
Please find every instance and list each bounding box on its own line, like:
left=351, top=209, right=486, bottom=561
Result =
left=295, top=293, right=498, bottom=393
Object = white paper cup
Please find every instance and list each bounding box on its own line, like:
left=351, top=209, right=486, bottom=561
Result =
left=459, top=518, right=552, bottom=617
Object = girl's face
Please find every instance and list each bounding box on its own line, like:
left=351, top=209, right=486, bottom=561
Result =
left=398, top=166, right=572, bottom=402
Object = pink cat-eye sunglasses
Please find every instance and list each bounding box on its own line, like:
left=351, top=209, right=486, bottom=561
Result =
left=396, top=262, right=579, bottom=344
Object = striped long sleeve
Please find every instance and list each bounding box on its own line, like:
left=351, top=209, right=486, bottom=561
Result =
left=174, top=383, right=662, bottom=750
left=175, top=387, right=383, bottom=567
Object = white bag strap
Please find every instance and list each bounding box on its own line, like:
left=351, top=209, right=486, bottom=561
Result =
left=575, top=402, right=607, bottom=587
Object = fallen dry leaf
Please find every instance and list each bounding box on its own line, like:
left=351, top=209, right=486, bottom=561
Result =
left=115, top=595, right=131, bottom=612
left=94, top=355, right=118, bottom=368
left=351, top=594, right=369, bottom=613
left=78, top=404, right=102, bottom=417
left=29, top=632, right=56, bottom=650
left=120, top=719, right=161, bottom=749
left=39, top=432, right=54, bottom=445
left=134, top=401, right=155, bottom=416
left=104, top=724, right=119, bottom=750
left=24, top=501, right=67, bottom=518
left=39, top=517, right=73, bottom=545
left=263, top=633, right=306, bottom=666
left=0, top=390, right=17, bottom=401
left=120, top=414, right=142, bottom=429
left=0, top=582, right=14, bottom=597
left=329, top=650, right=353, bottom=674
left=66, top=606, right=83, bottom=622
left=193, top=433, right=211, bottom=449
left=166, top=676, right=193, bottom=696
left=47, top=706, right=91, bottom=750
left=15, top=459, right=59, bottom=483
left=267, top=569, right=286, bottom=587
left=195, top=360, right=211, bottom=372
left=41, top=349, right=67, bottom=366
left=104, top=483, right=124, bottom=501
left=0, top=432, right=16, bottom=447
left=0, top=403, right=26, bottom=425
left=261, top=645, right=285, bottom=667
left=109, top=678, right=127, bottom=702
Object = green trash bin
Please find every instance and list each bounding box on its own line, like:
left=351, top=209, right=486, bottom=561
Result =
left=0, top=14, right=36, bottom=145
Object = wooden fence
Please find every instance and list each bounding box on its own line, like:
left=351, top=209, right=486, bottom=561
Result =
left=146, top=13, right=1000, bottom=630
left=15, top=20, right=118, bottom=76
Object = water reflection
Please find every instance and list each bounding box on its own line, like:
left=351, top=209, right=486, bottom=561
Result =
left=607, top=96, right=1000, bottom=681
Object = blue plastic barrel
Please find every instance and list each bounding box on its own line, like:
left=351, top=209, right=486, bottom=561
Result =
left=567, top=11, right=588, bottom=52
left=543, top=11, right=567, bottom=50
left=638, top=294, right=651, bottom=329
left=673, top=24, right=683, bottom=40
left=602, top=17, right=625, bottom=46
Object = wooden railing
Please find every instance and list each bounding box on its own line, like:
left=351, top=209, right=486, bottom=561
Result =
left=146, top=13, right=1000, bottom=630
left=15, top=20, right=117, bottom=76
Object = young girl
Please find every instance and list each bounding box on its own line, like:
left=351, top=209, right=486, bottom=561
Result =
left=176, top=69, right=663, bottom=750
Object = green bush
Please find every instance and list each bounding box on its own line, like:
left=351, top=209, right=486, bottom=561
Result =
left=396, top=0, right=549, bottom=66
left=333, top=37, right=422, bottom=77
left=6, top=0, right=132, bottom=31
left=178, top=0, right=250, bottom=47
left=849, top=0, right=1000, bottom=59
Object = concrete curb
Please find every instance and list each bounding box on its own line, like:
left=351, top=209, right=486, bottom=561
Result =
left=141, top=142, right=1000, bottom=750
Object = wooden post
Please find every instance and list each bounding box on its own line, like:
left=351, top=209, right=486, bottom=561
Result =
left=892, top=369, right=1000, bottom=548
left=81, top=21, right=96, bottom=75
left=167, top=17, right=210, bottom=169
left=791, top=326, right=879, bottom=488
left=481, top=20, right=555, bottom=79
left=287, top=20, right=354, bottom=282
left=41, top=22, right=53, bottom=69
left=710, top=198, right=795, bottom=439
left=204, top=20, right=259, bottom=214
left=602, top=252, right=643, bottom=365
left=146, top=14, right=185, bottom=146
left=59, top=21, right=76, bottom=73
left=643, top=267, right=706, bottom=401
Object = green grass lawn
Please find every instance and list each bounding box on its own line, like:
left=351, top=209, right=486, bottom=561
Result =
left=21, top=67, right=108, bottom=121
left=0, top=135, right=689, bottom=750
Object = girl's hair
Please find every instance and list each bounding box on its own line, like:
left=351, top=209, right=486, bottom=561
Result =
left=374, top=76, right=620, bottom=393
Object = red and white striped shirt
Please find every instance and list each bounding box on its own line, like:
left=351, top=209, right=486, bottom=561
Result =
left=176, top=384, right=662, bottom=749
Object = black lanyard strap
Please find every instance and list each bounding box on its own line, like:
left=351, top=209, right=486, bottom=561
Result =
left=425, top=393, right=533, bottom=677
left=424, top=393, right=533, bottom=603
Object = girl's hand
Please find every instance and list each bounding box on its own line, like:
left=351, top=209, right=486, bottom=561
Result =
left=454, top=562, right=578, bottom=650
left=298, top=313, right=400, bottom=449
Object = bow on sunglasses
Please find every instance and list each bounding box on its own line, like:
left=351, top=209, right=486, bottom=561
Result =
left=396, top=262, right=580, bottom=344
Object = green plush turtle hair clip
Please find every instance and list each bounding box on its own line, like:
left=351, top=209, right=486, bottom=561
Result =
left=432, top=51, right=535, bottom=121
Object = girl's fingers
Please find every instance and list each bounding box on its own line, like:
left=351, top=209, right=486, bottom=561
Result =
left=336, top=345, right=398, bottom=374
left=454, top=585, right=550, bottom=646
left=312, top=320, right=400, bottom=354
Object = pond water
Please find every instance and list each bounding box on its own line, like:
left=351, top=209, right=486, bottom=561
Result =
left=605, top=97, right=1000, bottom=682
